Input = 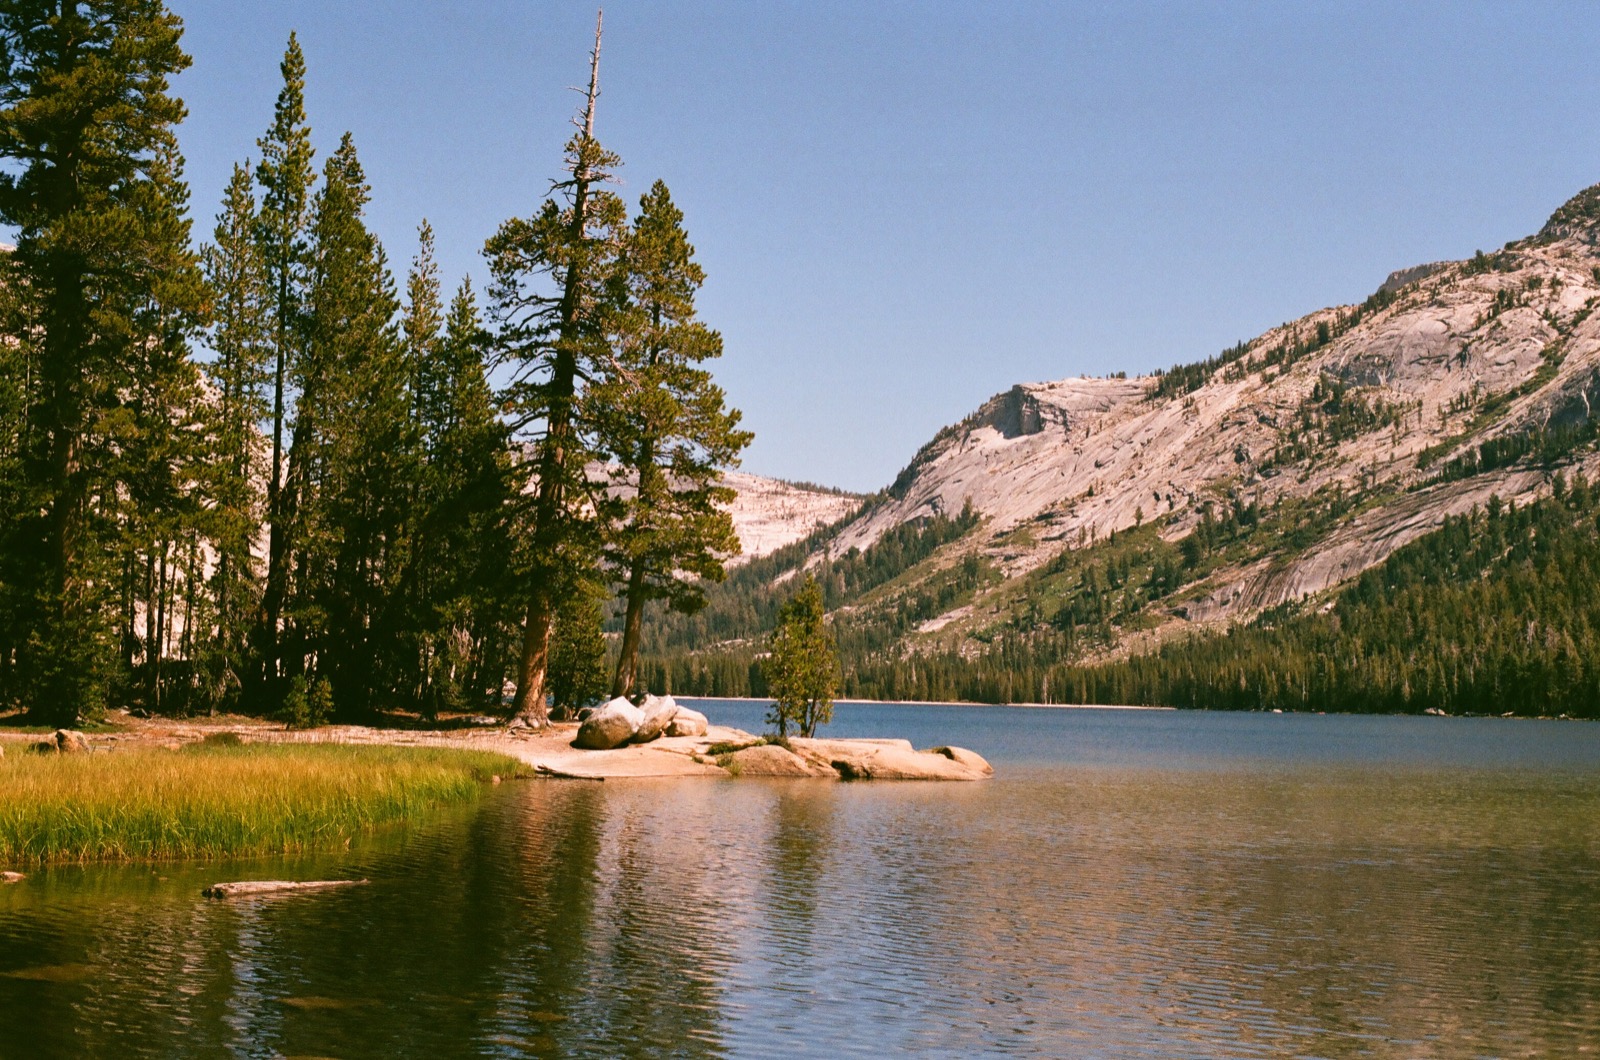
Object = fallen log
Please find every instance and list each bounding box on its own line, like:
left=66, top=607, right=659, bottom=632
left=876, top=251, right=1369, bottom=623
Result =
left=202, top=879, right=368, bottom=899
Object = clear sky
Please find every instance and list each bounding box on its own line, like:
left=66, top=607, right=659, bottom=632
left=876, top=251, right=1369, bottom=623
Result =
left=168, top=1, right=1600, bottom=493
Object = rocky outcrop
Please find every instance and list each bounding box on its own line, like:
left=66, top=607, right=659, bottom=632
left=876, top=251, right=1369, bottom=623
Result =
left=722, top=743, right=831, bottom=777
left=573, top=699, right=645, bottom=750
left=794, top=182, right=1600, bottom=659
left=791, top=738, right=994, bottom=781
left=721, top=472, right=862, bottom=564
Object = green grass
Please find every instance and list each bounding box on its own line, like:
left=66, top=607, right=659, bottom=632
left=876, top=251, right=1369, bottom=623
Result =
left=0, top=743, right=525, bottom=866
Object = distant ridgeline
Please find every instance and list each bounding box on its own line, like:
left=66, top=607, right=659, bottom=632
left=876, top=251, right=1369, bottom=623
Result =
left=643, top=181, right=1600, bottom=716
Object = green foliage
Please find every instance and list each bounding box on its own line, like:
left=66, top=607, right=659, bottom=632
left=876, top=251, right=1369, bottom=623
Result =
left=763, top=576, right=837, bottom=738
left=548, top=593, right=610, bottom=714
left=1042, top=482, right=1600, bottom=717
left=278, top=674, right=330, bottom=729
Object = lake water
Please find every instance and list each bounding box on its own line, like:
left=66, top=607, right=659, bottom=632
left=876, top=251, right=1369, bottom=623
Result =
left=4, top=703, right=1600, bottom=1057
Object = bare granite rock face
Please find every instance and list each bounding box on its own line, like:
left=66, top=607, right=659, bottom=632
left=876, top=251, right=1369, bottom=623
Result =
left=574, top=698, right=644, bottom=750
left=803, top=196, right=1600, bottom=658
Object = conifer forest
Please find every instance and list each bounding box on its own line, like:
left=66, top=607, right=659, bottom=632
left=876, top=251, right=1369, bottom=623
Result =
left=0, top=5, right=748, bottom=727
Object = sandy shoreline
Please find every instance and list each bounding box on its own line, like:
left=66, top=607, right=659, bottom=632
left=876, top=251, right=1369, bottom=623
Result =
left=0, top=712, right=994, bottom=781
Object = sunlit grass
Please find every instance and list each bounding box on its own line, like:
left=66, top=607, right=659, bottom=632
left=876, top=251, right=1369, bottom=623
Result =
left=0, top=743, right=525, bottom=865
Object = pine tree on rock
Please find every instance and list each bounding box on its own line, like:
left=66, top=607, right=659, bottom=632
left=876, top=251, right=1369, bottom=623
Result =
left=763, top=576, right=837, bottom=738
left=598, top=181, right=751, bottom=698
left=253, top=32, right=315, bottom=707
left=0, top=0, right=206, bottom=724
left=484, top=13, right=624, bottom=726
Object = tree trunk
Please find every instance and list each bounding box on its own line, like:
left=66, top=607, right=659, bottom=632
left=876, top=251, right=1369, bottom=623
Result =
left=612, top=561, right=647, bottom=698
left=511, top=595, right=553, bottom=724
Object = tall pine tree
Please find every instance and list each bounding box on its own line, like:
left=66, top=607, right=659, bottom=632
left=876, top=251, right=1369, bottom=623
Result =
left=485, top=13, right=625, bottom=726
left=198, top=162, right=271, bottom=709
left=253, top=32, right=315, bottom=707
left=598, top=181, right=750, bottom=698
left=0, top=0, right=206, bottom=723
left=289, top=133, right=406, bottom=720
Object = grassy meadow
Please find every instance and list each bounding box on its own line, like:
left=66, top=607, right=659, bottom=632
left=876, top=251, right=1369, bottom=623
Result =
left=0, top=741, right=525, bottom=865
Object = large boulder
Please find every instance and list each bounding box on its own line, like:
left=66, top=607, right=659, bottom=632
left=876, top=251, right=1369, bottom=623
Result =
left=630, top=695, right=679, bottom=744
left=573, top=698, right=643, bottom=750
left=665, top=706, right=708, bottom=738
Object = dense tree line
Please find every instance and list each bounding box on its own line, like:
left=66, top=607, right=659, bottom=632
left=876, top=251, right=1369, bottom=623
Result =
left=0, top=6, right=746, bottom=726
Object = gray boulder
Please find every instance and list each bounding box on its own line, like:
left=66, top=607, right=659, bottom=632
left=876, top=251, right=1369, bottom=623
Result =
left=630, top=695, right=678, bottom=744
left=665, top=706, right=708, bottom=738
left=574, top=697, right=643, bottom=750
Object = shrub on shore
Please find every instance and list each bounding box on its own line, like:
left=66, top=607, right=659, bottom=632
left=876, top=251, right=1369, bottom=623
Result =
left=0, top=743, right=523, bottom=865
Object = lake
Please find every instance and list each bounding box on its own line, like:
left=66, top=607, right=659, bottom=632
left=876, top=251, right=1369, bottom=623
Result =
left=3, top=703, right=1600, bottom=1057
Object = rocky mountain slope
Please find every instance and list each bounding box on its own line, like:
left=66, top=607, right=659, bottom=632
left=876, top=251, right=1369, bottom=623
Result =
left=702, top=181, right=1600, bottom=669
left=722, top=472, right=861, bottom=561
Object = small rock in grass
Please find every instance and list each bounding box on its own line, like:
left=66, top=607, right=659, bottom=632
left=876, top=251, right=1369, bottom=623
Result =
left=1, top=871, right=25, bottom=884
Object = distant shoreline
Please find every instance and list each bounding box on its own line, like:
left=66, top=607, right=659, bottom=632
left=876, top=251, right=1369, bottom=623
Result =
left=677, top=696, right=1178, bottom=711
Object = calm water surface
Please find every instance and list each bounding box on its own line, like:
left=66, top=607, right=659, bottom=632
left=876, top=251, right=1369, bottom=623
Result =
left=4, top=704, right=1600, bottom=1058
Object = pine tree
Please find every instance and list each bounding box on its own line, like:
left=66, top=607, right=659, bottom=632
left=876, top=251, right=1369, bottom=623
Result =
left=547, top=591, right=609, bottom=715
left=484, top=13, right=625, bottom=726
left=410, top=277, right=516, bottom=715
left=199, top=162, right=272, bottom=709
left=763, top=576, right=837, bottom=738
left=254, top=32, right=316, bottom=706
left=0, top=0, right=206, bottom=724
left=290, top=133, right=406, bottom=720
left=599, top=181, right=751, bottom=697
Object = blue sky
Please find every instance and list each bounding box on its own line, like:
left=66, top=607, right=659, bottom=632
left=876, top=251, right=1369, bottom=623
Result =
left=170, top=1, right=1600, bottom=493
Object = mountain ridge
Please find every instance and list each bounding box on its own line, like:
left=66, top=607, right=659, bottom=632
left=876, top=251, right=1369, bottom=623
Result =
left=671, top=180, right=1600, bottom=703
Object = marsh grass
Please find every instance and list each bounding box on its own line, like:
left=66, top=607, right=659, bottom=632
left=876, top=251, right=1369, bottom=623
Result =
left=0, top=743, right=525, bottom=865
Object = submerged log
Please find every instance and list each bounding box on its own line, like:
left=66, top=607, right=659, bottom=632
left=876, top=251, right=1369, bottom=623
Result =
left=202, top=879, right=369, bottom=899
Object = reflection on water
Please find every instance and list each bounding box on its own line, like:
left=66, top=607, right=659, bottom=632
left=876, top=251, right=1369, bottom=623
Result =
left=4, top=709, right=1600, bottom=1057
